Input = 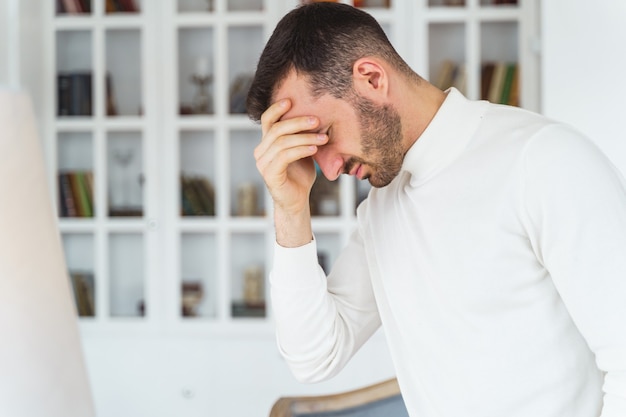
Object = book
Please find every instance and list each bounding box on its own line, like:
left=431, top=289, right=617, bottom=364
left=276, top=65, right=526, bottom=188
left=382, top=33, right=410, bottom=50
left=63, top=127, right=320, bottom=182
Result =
left=105, top=0, right=118, bottom=13
left=57, top=74, right=72, bottom=116
left=451, top=63, right=467, bottom=95
left=487, top=62, right=507, bottom=104
left=69, top=271, right=95, bottom=317
left=105, top=72, right=118, bottom=116
left=499, top=63, right=517, bottom=104
left=58, top=172, right=78, bottom=217
left=480, top=62, right=495, bottom=100
left=507, top=64, right=520, bottom=106
left=75, top=171, right=93, bottom=217
left=60, top=171, right=94, bottom=218
left=434, top=60, right=456, bottom=91
left=106, top=0, right=138, bottom=13
left=57, top=72, right=92, bottom=116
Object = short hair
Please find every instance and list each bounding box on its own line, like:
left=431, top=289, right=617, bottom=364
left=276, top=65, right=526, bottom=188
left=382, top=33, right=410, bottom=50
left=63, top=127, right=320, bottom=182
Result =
left=246, top=2, right=417, bottom=122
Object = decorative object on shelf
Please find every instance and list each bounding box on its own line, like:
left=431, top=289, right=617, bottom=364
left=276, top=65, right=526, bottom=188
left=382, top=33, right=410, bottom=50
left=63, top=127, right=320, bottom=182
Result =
left=181, top=281, right=204, bottom=317
left=229, top=73, right=254, bottom=114
left=206, top=0, right=214, bottom=12
left=237, top=182, right=258, bottom=216
left=190, top=57, right=214, bottom=114
left=309, top=165, right=340, bottom=216
left=181, top=174, right=215, bottom=216
left=243, top=265, right=264, bottom=305
left=109, top=148, right=143, bottom=217
left=137, top=299, right=145, bottom=316
left=232, top=265, right=266, bottom=318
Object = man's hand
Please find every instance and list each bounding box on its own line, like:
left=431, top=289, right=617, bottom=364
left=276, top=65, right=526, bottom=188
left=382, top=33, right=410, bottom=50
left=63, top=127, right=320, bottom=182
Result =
left=254, top=99, right=328, bottom=247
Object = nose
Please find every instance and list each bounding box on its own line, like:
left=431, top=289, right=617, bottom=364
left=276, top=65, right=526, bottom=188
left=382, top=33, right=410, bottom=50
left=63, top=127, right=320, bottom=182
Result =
left=313, top=146, right=344, bottom=181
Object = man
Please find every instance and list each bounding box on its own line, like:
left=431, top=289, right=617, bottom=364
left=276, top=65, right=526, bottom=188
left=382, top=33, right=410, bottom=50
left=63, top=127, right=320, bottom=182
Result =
left=247, top=3, right=626, bottom=417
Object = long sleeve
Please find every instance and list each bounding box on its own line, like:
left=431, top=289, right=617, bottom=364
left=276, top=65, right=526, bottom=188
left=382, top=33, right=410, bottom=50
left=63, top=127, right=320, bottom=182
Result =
left=270, top=231, right=381, bottom=383
left=522, top=125, right=626, bottom=416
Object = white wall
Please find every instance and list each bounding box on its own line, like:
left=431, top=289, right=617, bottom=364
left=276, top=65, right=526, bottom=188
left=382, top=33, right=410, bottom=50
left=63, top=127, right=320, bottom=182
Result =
left=0, top=1, right=17, bottom=87
left=82, top=333, right=395, bottom=417
left=541, top=0, right=626, bottom=175
left=0, top=0, right=44, bottom=131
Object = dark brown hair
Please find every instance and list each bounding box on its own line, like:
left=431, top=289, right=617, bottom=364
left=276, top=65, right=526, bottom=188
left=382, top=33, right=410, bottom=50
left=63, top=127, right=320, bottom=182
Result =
left=246, top=2, right=417, bottom=122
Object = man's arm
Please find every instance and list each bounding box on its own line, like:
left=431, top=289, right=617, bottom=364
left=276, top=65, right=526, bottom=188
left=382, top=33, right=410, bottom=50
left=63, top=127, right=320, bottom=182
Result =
left=254, top=100, right=380, bottom=382
left=254, top=98, right=328, bottom=247
left=522, top=125, right=626, bottom=416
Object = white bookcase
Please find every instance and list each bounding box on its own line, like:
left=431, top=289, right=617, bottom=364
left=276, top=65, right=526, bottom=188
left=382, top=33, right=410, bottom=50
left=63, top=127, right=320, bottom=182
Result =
left=44, top=0, right=539, bottom=337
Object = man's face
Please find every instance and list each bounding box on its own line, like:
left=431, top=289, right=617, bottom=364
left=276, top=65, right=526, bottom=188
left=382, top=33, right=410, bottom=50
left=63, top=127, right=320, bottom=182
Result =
left=275, top=70, right=404, bottom=188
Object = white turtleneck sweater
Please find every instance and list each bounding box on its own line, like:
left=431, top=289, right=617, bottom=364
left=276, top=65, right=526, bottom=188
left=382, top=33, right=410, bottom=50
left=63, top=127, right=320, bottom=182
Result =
left=270, top=88, right=626, bottom=417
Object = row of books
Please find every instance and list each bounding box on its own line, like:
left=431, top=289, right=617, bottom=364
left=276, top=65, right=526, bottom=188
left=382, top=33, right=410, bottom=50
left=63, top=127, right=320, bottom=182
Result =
left=57, top=0, right=139, bottom=14
left=433, top=60, right=467, bottom=95
left=106, top=0, right=140, bottom=13
left=58, top=72, right=121, bottom=117
left=433, top=60, right=518, bottom=106
left=181, top=175, right=216, bottom=216
left=57, top=0, right=91, bottom=14
left=58, top=72, right=92, bottom=116
left=481, top=61, right=519, bottom=106
left=58, top=171, right=94, bottom=218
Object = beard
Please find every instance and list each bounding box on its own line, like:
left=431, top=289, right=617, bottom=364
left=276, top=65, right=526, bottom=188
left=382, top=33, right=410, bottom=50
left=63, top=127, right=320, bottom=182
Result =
left=344, top=94, right=405, bottom=188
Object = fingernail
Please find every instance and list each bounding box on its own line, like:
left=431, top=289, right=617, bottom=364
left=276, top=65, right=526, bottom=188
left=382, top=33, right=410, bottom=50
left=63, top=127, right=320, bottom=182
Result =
left=308, top=117, right=317, bottom=125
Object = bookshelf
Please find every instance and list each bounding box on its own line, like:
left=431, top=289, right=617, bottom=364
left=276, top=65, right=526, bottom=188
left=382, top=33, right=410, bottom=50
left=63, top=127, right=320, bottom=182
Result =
left=45, top=0, right=539, bottom=336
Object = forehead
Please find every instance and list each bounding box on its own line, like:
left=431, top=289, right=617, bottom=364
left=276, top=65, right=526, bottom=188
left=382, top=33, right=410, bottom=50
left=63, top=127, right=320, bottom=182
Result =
left=273, top=70, right=340, bottom=121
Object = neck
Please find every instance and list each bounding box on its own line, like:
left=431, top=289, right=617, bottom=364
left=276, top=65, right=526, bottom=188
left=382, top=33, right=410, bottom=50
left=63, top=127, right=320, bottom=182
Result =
left=399, top=79, right=447, bottom=153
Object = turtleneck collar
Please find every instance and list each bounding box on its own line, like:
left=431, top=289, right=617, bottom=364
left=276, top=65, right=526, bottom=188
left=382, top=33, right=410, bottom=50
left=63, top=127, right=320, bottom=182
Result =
left=401, top=88, right=489, bottom=187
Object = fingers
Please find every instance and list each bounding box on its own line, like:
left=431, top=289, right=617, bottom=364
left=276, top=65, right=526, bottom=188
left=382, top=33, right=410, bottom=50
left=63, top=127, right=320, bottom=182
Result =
left=254, top=100, right=328, bottom=214
left=255, top=99, right=328, bottom=172
left=255, top=131, right=323, bottom=182
left=260, top=99, right=291, bottom=136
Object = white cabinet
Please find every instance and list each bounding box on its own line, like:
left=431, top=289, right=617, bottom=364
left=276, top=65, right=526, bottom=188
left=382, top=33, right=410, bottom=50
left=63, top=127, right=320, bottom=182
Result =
left=46, top=0, right=539, bottom=334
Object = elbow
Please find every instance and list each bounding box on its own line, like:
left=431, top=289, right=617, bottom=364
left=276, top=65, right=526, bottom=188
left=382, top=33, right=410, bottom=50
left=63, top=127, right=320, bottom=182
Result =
left=277, top=338, right=351, bottom=384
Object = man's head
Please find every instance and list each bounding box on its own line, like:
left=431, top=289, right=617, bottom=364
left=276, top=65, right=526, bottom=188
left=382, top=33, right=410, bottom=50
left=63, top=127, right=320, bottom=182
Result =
left=246, top=3, right=423, bottom=187
left=246, top=2, right=416, bottom=121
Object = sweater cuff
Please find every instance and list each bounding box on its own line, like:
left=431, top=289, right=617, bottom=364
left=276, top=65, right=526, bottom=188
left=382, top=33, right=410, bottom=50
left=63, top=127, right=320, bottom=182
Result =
left=270, top=238, right=324, bottom=289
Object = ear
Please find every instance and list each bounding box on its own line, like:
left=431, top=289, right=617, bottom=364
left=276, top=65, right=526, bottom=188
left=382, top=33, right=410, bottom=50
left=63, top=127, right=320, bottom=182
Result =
left=352, top=57, right=388, bottom=100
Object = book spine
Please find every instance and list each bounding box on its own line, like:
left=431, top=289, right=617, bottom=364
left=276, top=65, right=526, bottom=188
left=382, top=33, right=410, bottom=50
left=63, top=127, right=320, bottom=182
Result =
left=481, top=63, right=495, bottom=100
left=75, top=171, right=93, bottom=217
left=58, top=73, right=71, bottom=116
left=59, top=172, right=78, bottom=217
left=487, top=62, right=507, bottom=104
left=62, top=0, right=79, bottom=14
